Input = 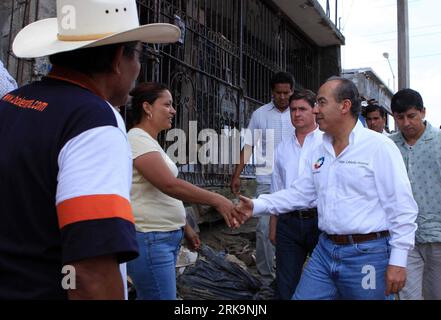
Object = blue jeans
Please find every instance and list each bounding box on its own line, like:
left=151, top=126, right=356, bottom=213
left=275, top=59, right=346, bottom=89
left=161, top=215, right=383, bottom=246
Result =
left=127, top=229, right=183, bottom=300
left=275, top=213, right=319, bottom=300
left=293, top=233, right=394, bottom=300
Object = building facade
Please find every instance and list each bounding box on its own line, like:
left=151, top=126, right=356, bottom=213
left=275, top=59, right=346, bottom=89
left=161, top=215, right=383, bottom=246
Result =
left=342, top=68, right=395, bottom=131
left=2, top=0, right=344, bottom=187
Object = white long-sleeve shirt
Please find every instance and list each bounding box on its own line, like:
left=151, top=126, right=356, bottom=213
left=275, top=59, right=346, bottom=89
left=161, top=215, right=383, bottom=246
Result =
left=270, top=127, right=323, bottom=202
left=253, top=121, right=418, bottom=267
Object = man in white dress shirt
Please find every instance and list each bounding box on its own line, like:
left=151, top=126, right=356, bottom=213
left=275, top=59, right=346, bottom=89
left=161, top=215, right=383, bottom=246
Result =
left=269, top=89, right=323, bottom=299
left=230, top=72, right=295, bottom=283
left=235, top=77, right=418, bottom=299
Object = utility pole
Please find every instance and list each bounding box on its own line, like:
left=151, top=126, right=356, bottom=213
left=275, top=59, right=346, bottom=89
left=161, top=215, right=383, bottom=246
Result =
left=397, top=0, right=410, bottom=89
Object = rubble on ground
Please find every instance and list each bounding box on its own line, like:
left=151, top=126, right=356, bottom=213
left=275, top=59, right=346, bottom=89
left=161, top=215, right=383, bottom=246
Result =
left=177, top=218, right=275, bottom=300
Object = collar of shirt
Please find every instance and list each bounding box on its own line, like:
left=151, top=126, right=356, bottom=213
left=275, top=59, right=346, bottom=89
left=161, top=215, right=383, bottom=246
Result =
left=269, top=100, right=289, bottom=113
left=293, top=125, right=321, bottom=147
left=394, top=121, right=437, bottom=146
left=46, top=65, right=106, bottom=100
left=272, top=125, right=323, bottom=193
left=321, top=120, right=364, bottom=157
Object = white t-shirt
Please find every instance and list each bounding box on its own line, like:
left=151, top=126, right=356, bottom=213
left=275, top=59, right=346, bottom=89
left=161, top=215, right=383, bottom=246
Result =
left=128, top=128, right=186, bottom=232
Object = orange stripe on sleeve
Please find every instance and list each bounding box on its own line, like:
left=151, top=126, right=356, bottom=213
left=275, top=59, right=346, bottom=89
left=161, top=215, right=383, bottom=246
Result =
left=57, top=194, right=134, bottom=229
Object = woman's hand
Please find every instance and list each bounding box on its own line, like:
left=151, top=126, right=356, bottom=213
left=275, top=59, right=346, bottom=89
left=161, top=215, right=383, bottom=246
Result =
left=213, top=194, right=240, bottom=228
left=184, top=224, right=201, bottom=251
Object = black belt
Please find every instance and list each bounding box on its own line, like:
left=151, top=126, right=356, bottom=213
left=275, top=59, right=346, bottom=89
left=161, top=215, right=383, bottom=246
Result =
left=285, top=208, right=317, bottom=219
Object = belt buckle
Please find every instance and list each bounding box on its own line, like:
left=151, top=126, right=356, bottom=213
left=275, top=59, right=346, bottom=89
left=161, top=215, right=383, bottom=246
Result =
left=298, top=210, right=307, bottom=219
left=339, top=235, right=352, bottom=244
left=299, top=209, right=314, bottom=219
left=327, top=234, right=352, bottom=245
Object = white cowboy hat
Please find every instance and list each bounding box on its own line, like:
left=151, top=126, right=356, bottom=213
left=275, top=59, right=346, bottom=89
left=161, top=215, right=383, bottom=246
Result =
left=13, top=0, right=181, bottom=58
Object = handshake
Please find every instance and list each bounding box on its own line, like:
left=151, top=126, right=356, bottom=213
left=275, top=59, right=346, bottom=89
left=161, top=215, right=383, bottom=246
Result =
left=214, top=195, right=255, bottom=229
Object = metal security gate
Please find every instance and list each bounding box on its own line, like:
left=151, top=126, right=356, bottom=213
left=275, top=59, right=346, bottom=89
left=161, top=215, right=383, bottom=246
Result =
left=4, top=0, right=340, bottom=187
left=133, top=0, right=327, bottom=187
left=135, top=0, right=242, bottom=186
left=3, top=0, right=41, bottom=85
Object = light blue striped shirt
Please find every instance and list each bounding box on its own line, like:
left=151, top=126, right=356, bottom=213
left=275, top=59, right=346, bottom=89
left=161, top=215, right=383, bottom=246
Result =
left=0, top=60, right=17, bottom=97
left=243, top=101, right=294, bottom=184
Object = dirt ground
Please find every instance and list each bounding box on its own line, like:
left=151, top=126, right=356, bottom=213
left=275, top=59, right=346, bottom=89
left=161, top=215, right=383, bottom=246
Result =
left=197, top=218, right=258, bottom=270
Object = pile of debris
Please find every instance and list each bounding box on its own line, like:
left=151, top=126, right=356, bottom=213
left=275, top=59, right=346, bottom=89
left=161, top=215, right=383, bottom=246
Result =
left=176, top=218, right=275, bottom=300
left=177, top=244, right=262, bottom=300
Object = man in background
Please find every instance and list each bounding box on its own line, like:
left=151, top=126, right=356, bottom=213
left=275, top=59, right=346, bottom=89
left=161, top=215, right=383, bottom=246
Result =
left=230, top=71, right=295, bottom=284
left=269, top=89, right=322, bottom=299
left=365, top=104, right=389, bottom=135
left=390, top=88, right=441, bottom=300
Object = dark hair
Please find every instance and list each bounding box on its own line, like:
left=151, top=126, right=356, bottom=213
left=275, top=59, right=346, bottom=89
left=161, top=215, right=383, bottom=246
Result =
left=129, top=82, right=170, bottom=126
left=365, top=104, right=386, bottom=118
left=49, top=41, right=139, bottom=75
left=289, top=89, right=316, bottom=108
left=391, top=88, right=424, bottom=114
left=270, top=72, right=295, bottom=90
left=326, top=76, right=361, bottom=118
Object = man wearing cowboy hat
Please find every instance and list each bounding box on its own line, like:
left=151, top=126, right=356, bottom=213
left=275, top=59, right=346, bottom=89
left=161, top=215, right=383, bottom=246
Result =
left=0, top=0, right=181, bottom=300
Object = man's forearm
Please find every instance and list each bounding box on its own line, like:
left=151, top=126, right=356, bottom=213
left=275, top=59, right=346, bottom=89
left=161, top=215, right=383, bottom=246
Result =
left=233, top=145, right=253, bottom=178
left=67, top=256, right=125, bottom=300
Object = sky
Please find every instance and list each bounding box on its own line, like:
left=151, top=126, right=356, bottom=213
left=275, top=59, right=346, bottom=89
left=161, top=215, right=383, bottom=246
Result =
left=317, top=0, right=441, bottom=129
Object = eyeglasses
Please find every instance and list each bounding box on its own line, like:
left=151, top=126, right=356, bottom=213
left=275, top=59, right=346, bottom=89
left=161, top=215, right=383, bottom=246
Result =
left=315, top=100, right=327, bottom=107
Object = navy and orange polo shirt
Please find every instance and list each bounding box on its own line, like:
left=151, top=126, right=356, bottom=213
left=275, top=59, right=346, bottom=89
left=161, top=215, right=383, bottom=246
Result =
left=0, top=67, right=138, bottom=299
